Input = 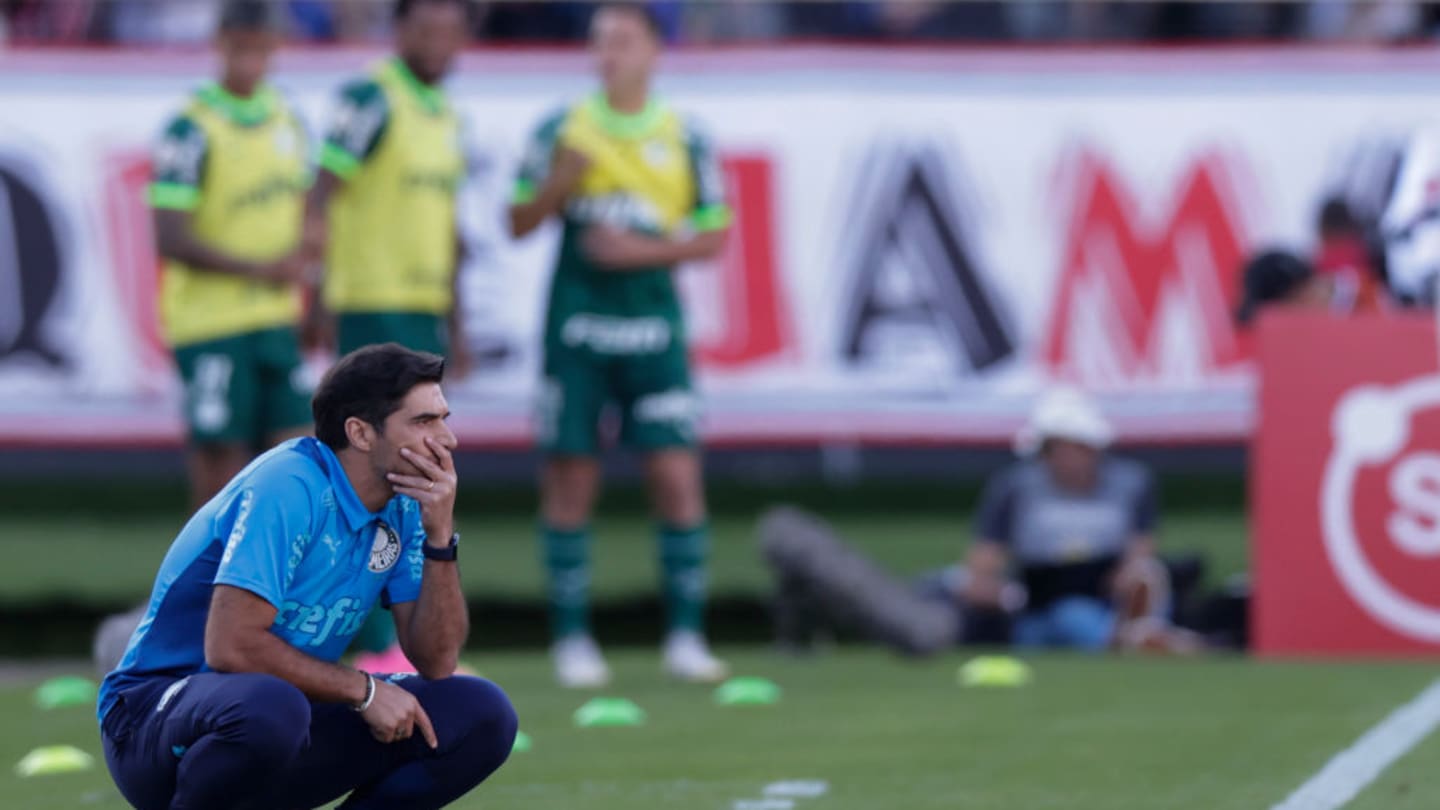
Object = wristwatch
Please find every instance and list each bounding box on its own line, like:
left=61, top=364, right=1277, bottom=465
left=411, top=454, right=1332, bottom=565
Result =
left=422, top=532, right=460, bottom=562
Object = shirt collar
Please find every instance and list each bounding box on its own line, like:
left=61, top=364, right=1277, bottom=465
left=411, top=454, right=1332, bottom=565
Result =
left=305, top=438, right=384, bottom=531
left=383, top=57, right=445, bottom=114
left=587, top=92, right=663, bottom=139
left=196, top=82, right=277, bottom=126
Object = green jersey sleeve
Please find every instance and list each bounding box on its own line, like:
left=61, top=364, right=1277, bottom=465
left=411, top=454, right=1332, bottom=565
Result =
left=148, top=114, right=208, bottom=211
left=319, top=78, right=389, bottom=181
left=511, top=107, right=568, bottom=205
left=684, top=118, right=731, bottom=232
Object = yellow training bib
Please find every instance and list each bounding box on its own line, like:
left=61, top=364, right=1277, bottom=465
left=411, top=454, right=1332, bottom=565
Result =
left=324, top=60, right=464, bottom=316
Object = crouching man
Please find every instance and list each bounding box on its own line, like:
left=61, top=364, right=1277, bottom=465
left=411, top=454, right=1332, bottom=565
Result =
left=97, top=343, right=516, bottom=810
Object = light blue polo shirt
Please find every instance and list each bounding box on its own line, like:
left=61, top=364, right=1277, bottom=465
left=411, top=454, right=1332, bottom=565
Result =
left=98, top=437, right=427, bottom=722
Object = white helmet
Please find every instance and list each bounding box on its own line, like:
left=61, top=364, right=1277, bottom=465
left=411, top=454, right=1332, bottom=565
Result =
left=1014, top=386, right=1114, bottom=455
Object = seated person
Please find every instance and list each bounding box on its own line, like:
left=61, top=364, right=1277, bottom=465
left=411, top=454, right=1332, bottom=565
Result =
left=961, top=387, right=1196, bottom=652
left=760, top=387, right=1200, bottom=655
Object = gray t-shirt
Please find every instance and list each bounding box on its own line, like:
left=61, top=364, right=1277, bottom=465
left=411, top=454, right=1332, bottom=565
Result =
left=975, top=456, right=1156, bottom=608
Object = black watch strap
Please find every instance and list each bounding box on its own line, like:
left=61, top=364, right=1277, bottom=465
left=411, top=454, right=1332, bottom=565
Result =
left=422, top=532, right=460, bottom=562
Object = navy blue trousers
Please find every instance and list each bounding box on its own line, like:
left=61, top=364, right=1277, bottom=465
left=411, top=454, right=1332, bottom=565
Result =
left=101, top=672, right=518, bottom=810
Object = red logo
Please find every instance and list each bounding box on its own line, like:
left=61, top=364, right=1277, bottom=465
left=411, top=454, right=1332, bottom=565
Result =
left=101, top=150, right=171, bottom=389
left=1042, top=149, right=1250, bottom=386
left=1255, top=311, right=1440, bottom=655
left=687, top=154, right=792, bottom=371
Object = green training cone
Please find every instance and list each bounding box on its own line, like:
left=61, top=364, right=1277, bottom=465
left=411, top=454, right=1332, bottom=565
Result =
left=573, top=697, right=647, bottom=728
left=34, top=676, right=98, bottom=710
left=511, top=730, right=532, bottom=753
left=713, top=676, right=782, bottom=706
left=957, top=655, right=1033, bottom=688
left=15, top=745, right=95, bottom=777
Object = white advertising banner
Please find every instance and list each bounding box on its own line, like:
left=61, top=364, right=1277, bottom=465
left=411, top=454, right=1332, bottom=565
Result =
left=0, top=46, right=1433, bottom=447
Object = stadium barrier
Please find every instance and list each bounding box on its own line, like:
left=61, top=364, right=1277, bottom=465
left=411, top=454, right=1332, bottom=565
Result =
left=1, top=46, right=1435, bottom=448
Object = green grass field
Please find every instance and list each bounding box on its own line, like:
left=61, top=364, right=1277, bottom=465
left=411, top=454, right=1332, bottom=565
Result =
left=0, top=508, right=1248, bottom=606
left=10, top=478, right=1363, bottom=808
left=2, top=649, right=1436, bottom=809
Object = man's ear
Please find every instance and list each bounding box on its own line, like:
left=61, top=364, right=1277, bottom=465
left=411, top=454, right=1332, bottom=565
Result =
left=345, top=417, right=377, bottom=452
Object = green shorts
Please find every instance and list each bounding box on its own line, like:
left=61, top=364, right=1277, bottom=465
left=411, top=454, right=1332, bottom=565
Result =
left=539, top=335, right=698, bottom=456
left=173, top=326, right=311, bottom=447
left=336, top=311, right=448, bottom=357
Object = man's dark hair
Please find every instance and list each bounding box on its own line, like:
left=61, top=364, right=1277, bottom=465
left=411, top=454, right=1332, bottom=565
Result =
left=594, top=2, right=663, bottom=38
left=313, top=343, right=446, bottom=450
left=394, top=0, right=467, bottom=22
left=1235, top=249, right=1315, bottom=325
left=1318, top=197, right=1361, bottom=239
left=218, top=0, right=283, bottom=33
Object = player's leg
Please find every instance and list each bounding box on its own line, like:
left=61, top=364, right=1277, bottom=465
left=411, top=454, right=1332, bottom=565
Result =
left=1048, top=596, right=1118, bottom=651
left=102, top=672, right=311, bottom=810
left=537, top=352, right=609, bottom=686
left=618, top=350, right=727, bottom=680
left=1110, top=556, right=1205, bottom=653
left=258, top=324, right=313, bottom=447
left=174, top=334, right=263, bottom=510
left=185, top=444, right=251, bottom=512
left=1012, top=607, right=1062, bottom=648
left=644, top=448, right=730, bottom=679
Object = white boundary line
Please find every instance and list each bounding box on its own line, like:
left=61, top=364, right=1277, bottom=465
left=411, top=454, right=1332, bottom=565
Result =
left=1270, top=677, right=1440, bottom=810
left=732, top=779, right=830, bottom=810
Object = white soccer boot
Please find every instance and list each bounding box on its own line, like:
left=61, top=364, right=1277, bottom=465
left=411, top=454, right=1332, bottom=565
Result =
left=552, top=635, right=611, bottom=689
left=663, top=630, right=730, bottom=683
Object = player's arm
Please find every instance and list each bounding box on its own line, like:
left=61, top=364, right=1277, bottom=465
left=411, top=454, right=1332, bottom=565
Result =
left=447, top=230, right=472, bottom=377
left=154, top=211, right=302, bottom=283
left=508, top=110, right=585, bottom=238
left=299, top=169, right=341, bottom=351
left=447, top=113, right=474, bottom=375
left=205, top=586, right=436, bottom=747
left=961, top=469, right=1017, bottom=607
left=301, top=80, right=389, bottom=264
left=1120, top=468, right=1161, bottom=565
left=963, top=541, right=1011, bottom=608
left=205, top=585, right=370, bottom=702
left=203, top=476, right=436, bottom=745
left=581, top=119, right=732, bottom=270
left=509, top=147, right=588, bottom=238
left=581, top=226, right=727, bottom=270
left=386, top=436, right=469, bottom=679
left=149, top=116, right=298, bottom=283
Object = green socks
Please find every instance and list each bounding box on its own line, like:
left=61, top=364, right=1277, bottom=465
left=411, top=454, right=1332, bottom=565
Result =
left=543, top=523, right=711, bottom=637
left=542, top=525, right=592, bottom=638
left=658, top=523, right=710, bottom=633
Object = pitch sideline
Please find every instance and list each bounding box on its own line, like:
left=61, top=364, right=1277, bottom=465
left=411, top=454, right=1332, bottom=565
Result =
left=1270, top=677, right=1440, bottom=810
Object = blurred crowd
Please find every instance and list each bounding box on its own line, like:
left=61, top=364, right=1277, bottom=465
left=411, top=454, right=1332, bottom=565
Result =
left=5, top=0, right=1440, bottom=45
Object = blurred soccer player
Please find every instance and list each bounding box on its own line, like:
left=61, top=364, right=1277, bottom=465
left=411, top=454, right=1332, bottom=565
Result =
left=98, top=344, right=517, bottom=810
left=303, top=0, right=469, bottom=674
left=509, top=3, right=732, bottom=687
left=150, top=0, right=312, bottom=511
left=303, top=0, right=469, bottom=368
